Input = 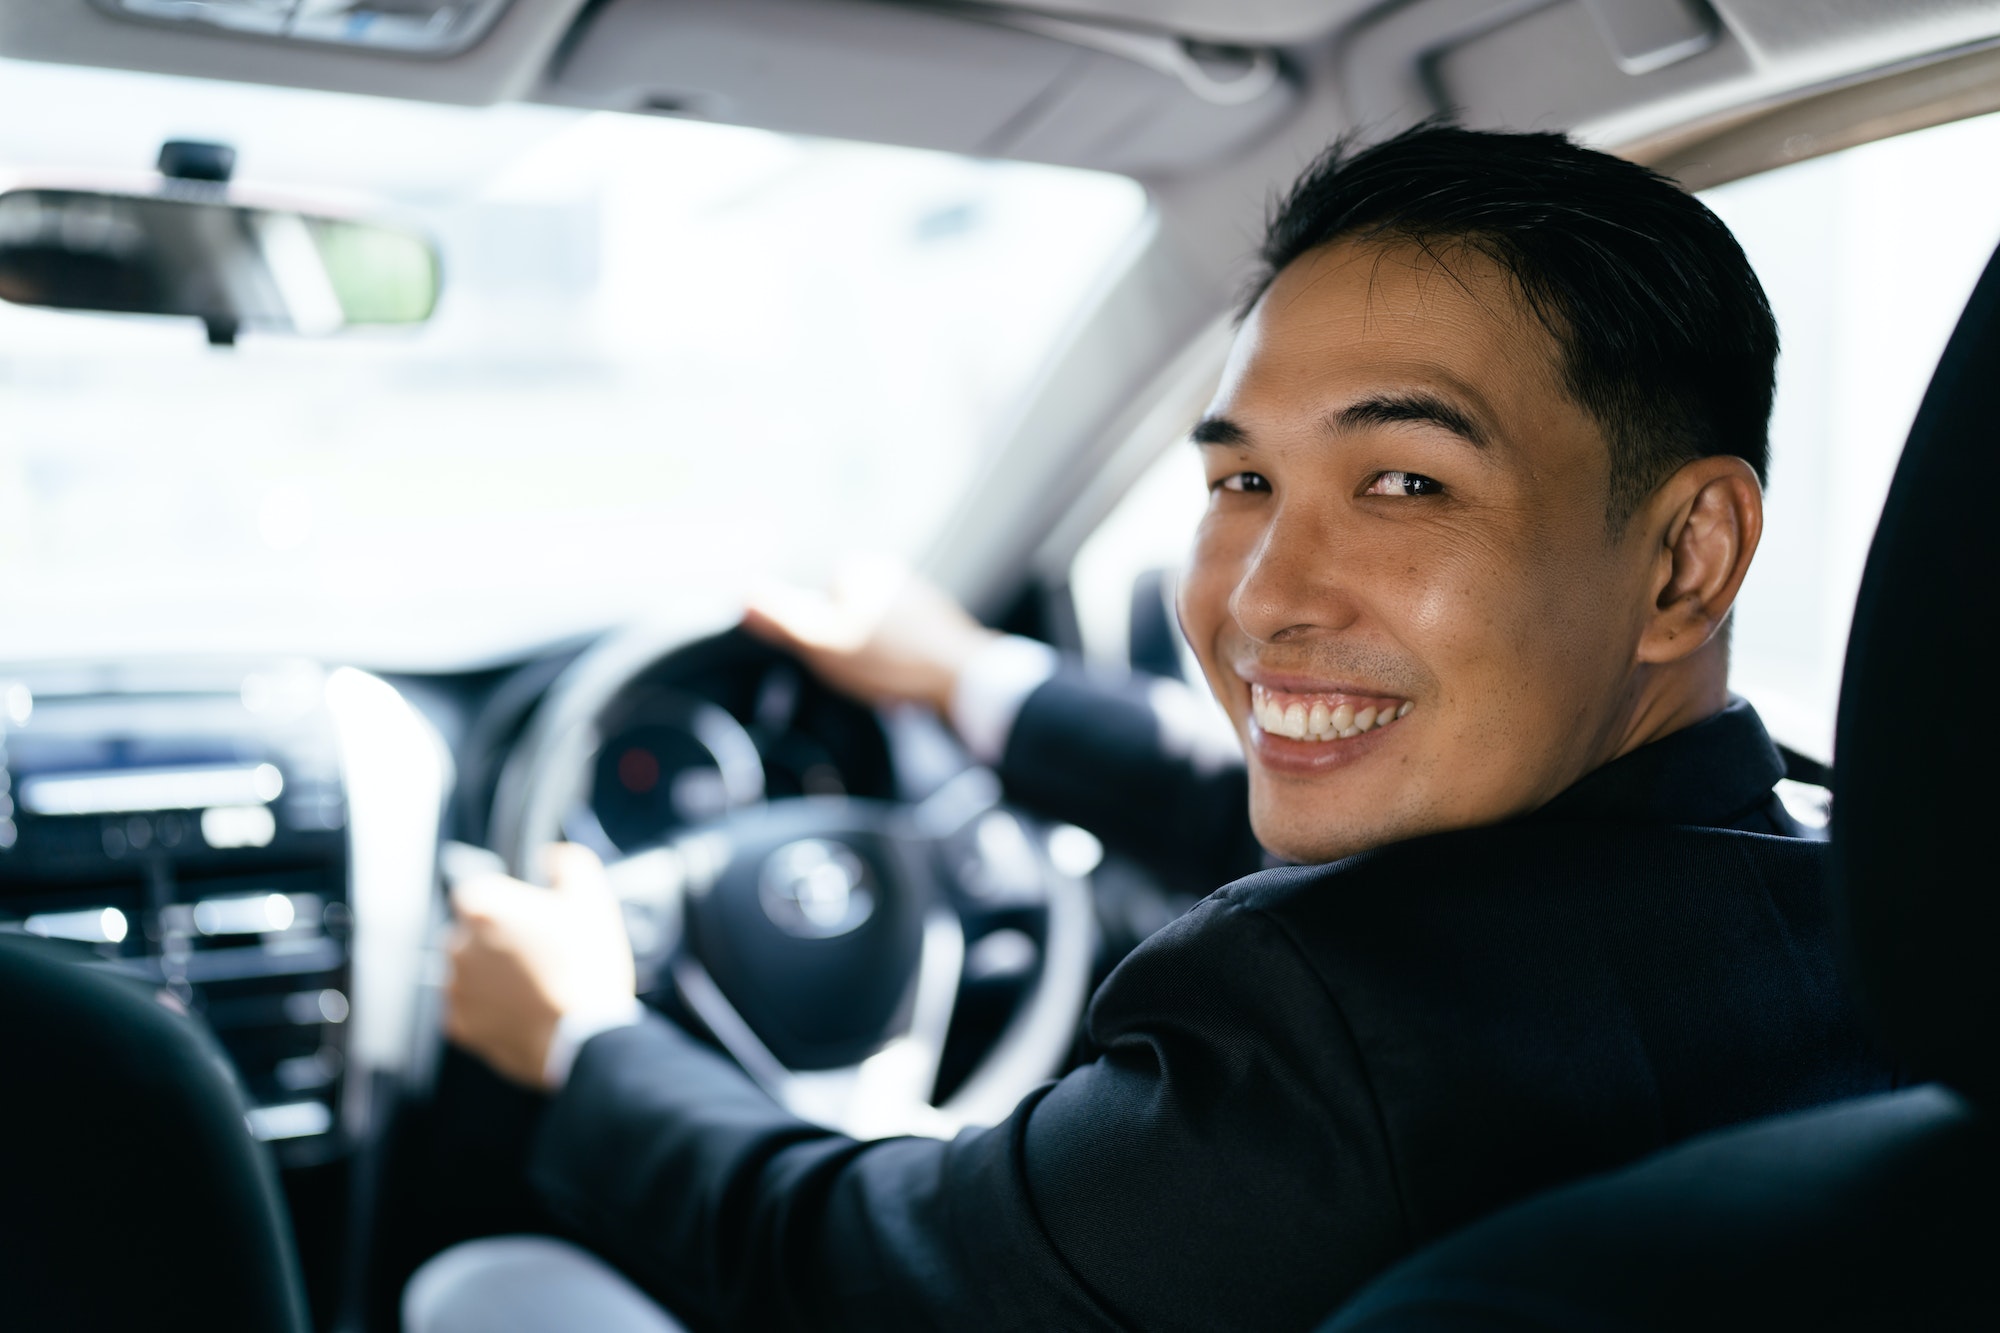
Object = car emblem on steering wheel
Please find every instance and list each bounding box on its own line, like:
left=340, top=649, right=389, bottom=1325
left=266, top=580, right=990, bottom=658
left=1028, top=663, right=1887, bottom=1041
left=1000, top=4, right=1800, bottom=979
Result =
left=758, top=838, right=877, bottom=939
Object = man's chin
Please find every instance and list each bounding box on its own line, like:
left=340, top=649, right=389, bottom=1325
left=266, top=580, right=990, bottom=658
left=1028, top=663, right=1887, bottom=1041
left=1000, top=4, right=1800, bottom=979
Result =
left=1250, top=810, right=1400, bottom=867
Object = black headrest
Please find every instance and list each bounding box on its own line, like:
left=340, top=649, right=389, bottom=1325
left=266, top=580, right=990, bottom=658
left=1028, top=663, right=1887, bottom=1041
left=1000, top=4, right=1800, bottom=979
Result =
left=1834, top=237, right=2000, bottom=1105
left=0, top=935, right=311, bottom=1331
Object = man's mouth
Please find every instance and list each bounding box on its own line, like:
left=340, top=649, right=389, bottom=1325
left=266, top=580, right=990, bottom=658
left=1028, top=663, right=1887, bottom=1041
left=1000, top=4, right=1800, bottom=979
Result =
left=1249, top=682, right=1412, bottom=742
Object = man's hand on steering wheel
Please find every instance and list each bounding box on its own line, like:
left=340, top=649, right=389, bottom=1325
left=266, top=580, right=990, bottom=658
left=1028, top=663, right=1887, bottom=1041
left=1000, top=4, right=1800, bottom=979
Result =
left=741, top=559, right=995, bottom=715
left=444, top=844, right=637, bottom=1090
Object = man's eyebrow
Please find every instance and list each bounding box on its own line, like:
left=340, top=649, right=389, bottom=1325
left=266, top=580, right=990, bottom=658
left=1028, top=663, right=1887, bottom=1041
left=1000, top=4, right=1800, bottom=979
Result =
left=1191, top=416, right=1247, bottom=447
left=1329, top=391, right=1491, bottom=449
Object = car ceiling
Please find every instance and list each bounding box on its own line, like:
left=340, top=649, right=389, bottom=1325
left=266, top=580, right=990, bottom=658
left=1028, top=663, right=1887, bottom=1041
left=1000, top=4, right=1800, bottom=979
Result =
left=6, top=2, right=2000, bottom=182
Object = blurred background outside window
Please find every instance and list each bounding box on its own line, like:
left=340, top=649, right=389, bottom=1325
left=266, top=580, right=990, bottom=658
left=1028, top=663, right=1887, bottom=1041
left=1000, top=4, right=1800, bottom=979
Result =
left=0, top=59, right=1148, bottom=667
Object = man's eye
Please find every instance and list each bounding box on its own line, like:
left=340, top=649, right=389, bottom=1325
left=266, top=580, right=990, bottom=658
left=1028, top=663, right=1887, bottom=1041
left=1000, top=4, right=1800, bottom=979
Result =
left=1363, top=471, right=1444, bottom=498
left=1214, top=471, right=1270, bottom=494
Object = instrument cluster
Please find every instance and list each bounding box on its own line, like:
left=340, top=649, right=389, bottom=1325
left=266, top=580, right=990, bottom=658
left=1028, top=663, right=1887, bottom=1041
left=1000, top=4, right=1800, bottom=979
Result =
left=579, top=634, right=899, bottom=857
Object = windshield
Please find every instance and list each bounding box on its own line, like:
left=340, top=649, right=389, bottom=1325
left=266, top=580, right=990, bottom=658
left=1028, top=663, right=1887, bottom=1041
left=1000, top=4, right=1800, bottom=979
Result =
left=0, top=60, right=1147, bottom=669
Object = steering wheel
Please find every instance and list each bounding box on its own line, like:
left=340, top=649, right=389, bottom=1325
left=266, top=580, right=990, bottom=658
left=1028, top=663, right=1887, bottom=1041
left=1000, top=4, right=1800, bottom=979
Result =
left=487, top=615, right=1095, bottom=1140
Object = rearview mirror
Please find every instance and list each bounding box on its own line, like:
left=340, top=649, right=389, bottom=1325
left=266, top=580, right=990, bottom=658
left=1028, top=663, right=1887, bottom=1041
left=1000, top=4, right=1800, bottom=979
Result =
left=0, top=187, right=440, bottom=344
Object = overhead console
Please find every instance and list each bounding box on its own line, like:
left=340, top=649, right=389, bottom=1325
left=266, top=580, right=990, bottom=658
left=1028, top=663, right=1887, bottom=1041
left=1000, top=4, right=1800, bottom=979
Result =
left=542, top=0, right=1299, bottom=176
left=0, top=661, right=445, bottom=1167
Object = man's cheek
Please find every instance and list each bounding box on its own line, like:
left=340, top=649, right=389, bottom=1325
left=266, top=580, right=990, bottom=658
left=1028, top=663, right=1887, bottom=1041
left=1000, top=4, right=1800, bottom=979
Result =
left=1182, top=524, right=1250, bottom=674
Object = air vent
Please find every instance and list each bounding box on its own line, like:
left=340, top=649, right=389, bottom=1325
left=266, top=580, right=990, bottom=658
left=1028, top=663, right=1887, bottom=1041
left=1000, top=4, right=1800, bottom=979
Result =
left=98, top=0, right=516, bottom=55
left=1, top=668, right=355, bottom=1166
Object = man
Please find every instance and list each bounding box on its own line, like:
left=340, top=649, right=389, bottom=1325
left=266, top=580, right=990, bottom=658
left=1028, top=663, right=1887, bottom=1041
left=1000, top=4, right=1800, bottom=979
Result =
left=411, top=125, right=1888, bottom=1332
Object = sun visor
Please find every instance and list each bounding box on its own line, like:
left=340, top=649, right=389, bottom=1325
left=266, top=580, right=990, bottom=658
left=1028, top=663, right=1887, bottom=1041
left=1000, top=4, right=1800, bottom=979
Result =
left=543, top=0, right=1298, bottom=177
left=1338, top=0, right=2000, bottom=150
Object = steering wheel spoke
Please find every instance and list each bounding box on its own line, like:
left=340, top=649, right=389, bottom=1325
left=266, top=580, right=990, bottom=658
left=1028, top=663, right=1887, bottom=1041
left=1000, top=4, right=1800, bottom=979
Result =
left=673, top=907, right=964, bottom=1139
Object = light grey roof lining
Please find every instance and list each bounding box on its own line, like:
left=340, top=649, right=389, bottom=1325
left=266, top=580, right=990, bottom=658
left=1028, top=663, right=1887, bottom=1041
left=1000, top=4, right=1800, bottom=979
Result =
left=969, top=0, right=1381, bottom=44
left=538, top=0, right=1301, bottom=178
left=7, top=3, right=1992, bottom=178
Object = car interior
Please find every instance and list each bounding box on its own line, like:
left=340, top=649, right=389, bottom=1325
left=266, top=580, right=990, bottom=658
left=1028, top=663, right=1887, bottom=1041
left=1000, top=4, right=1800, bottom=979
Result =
left=1, top=2, right=1996, bottom=1329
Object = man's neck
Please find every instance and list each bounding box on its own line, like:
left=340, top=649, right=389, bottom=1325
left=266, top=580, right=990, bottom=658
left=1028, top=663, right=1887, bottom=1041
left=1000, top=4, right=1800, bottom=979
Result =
left=1606, top=647, right=1732, bottom=768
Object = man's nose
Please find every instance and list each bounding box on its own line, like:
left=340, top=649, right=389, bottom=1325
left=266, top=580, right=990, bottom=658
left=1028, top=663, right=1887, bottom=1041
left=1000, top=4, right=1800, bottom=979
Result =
left=1228, top=498, right=1363, bottom=643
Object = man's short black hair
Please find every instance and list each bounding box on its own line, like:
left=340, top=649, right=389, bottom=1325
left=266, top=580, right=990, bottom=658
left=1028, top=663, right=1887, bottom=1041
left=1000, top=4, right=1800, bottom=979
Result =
left=1248, top=123, right=1778, bottom=526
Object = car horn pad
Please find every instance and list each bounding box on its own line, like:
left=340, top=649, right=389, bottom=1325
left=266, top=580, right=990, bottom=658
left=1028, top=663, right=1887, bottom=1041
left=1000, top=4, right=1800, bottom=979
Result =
left=678, top=799, right=932, bottom=1071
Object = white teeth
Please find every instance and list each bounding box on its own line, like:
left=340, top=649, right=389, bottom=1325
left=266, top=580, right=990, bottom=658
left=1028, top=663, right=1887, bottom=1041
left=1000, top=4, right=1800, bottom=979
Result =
left=1249, top=685, right=1410, bottom=742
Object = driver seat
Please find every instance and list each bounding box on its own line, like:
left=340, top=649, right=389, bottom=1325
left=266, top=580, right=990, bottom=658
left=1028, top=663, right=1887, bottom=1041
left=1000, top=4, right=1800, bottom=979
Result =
left=0, top=934, right=312, bottom=1332
left=1320, top=226, right=2000, bottom=1330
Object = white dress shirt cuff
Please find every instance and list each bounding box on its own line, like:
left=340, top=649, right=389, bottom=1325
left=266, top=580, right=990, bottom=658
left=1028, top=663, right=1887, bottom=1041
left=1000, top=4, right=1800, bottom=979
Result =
left=542, top=996, right=645, bottom=1091
left=949, top=635, right=1061, bottom=766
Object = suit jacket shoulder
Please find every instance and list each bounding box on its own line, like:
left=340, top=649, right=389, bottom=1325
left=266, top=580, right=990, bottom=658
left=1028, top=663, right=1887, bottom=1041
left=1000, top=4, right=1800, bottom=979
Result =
left=1022, top=890, right=1408, bottom=1330
left=1220, top=821, right=1882, bottom=1239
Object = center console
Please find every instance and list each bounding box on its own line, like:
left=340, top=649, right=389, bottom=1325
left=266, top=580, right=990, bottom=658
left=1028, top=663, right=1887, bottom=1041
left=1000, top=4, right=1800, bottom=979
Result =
left=0, top=659, right=445, bottom=1168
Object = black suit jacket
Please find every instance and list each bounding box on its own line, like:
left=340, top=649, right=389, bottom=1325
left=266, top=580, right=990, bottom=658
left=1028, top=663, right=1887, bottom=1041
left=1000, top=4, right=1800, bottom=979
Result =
left=999, top=669, right=1266, bottom=896
left=530, top=681, right=1887, bottom=1331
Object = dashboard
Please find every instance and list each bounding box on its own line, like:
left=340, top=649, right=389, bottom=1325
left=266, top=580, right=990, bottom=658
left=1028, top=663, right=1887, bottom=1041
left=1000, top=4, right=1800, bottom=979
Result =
left=0, top=632, right=934, bottom=1161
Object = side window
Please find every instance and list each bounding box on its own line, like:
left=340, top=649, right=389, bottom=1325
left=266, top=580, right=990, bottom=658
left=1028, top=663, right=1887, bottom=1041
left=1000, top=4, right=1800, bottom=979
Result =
left=1705, top=110, right=2000, bottom=760
left=1068, top=440, right=1209, bottom=678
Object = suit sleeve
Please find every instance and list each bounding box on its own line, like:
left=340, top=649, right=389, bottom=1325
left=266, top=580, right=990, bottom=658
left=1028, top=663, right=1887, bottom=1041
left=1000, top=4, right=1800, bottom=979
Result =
left=527, top=895, right=1404, bottom=1332
left=997, top=667, right=1267, bottom=896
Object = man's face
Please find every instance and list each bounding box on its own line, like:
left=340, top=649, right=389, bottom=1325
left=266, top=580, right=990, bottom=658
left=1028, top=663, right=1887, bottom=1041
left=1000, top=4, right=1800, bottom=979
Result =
left=1180, top=238, right=1656, bottom=864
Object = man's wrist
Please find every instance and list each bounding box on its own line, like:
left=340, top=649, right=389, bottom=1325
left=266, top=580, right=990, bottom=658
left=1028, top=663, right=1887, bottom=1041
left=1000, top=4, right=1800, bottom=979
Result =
left=541, top=996, right=646, bottom=1091
left=949, top=635, right=1061, bottom=766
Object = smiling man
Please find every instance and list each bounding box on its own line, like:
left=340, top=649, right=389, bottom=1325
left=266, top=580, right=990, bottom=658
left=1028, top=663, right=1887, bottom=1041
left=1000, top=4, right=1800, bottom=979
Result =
left=415, top=126, right=1890, bottom=1333
left=1184, top=213, right=1765, bottom=866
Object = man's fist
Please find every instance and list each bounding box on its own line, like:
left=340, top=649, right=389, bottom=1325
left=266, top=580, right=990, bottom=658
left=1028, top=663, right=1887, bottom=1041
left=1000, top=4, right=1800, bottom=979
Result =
left=742, top=559, right=996, bottom=715
left=444, top=844, right=636, bottom=1090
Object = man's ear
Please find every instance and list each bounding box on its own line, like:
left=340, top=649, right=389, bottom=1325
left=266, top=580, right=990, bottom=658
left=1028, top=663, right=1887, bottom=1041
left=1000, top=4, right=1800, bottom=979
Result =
left=1634, top=456, right=1764, bottom=666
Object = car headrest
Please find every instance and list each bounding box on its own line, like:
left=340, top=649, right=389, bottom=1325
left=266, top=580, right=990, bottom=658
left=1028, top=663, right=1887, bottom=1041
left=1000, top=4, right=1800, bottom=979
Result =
left=1834, top=235, right=2000, bottom=1106
left=0, top=934, right=311, bottom=1331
